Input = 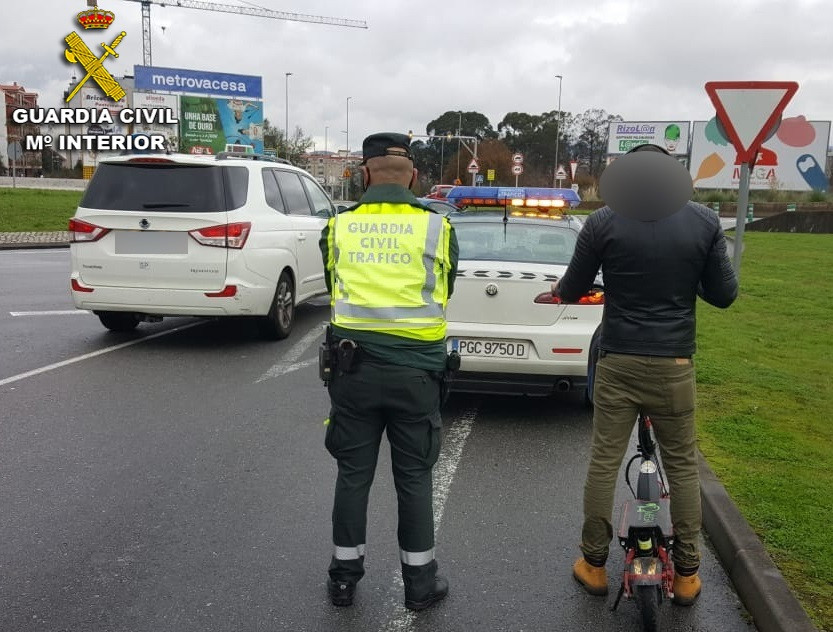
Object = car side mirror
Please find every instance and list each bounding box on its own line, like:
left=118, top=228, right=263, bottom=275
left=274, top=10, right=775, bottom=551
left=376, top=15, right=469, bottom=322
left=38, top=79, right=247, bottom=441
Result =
left=335, top=204, right=348, bottom=213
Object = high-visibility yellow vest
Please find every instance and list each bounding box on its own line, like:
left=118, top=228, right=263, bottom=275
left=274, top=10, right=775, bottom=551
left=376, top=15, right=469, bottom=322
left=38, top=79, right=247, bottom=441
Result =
left=327, top=203, right=451, bottom=341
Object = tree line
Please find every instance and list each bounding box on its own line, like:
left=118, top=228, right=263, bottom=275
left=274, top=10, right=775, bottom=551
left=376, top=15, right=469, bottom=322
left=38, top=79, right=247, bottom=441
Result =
left=411, top=108, right=622, bottom=189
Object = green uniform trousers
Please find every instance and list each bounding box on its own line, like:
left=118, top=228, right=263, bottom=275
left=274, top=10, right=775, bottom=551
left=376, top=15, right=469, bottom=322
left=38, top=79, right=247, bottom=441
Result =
left=325, top=359, right=442, bottom=582
left=581, top=352, right=701, bottom=572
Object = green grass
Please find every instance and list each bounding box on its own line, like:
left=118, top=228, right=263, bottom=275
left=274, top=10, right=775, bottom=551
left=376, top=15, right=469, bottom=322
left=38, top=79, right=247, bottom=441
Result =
left=696, top=233, right=833, bottom=631
left=0, top=188, right=83, bottom=232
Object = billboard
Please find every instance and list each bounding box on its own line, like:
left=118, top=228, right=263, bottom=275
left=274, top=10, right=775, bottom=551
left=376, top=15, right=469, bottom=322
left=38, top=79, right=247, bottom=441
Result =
left=79, top=86, right=129, bottom=167
left=607, top=121, right=689, bottom=156
left=132, top=91, right=179, bottom=151
left=690, top=117, right=831, bottom=191
left=179, top=95, right=263, bottom=154
left=134, top=65, right=262, bottom=99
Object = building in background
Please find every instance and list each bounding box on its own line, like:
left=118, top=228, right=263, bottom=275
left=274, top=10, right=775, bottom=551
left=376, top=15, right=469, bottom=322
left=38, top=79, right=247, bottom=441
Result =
left=1, top=82, right=43, bottom=177
left=301, top=149, right=361, bottom=200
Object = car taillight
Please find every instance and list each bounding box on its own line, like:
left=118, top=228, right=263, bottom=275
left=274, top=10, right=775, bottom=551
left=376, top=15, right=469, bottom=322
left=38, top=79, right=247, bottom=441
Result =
left=188, top=222, right=251, bottom=249
left=205, top=285, right=237, bottom=297
left=71, top=278, right=94, bottom=292
left=68, top=218, right=110, bottom=243
left=534, top=290, right=604, bottom=305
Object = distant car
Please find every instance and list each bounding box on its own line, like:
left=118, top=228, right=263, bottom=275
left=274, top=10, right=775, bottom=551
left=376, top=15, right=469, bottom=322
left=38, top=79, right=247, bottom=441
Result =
left=425, top=184, right=455, bottom=199
left=69, top=151, right=334, bottom=338
left=443, top=187, right=601, bottom=402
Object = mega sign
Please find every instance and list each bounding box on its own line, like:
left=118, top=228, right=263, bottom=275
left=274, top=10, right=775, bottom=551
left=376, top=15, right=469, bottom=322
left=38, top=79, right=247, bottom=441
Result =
left=134, top=65, right=262, bottom=99
left=690, top=116, right=830, bottom=191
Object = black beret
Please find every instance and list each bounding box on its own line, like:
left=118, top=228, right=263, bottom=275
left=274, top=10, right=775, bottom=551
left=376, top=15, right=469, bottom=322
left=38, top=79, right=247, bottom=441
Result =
left=362, top=132, right=413, bottom=163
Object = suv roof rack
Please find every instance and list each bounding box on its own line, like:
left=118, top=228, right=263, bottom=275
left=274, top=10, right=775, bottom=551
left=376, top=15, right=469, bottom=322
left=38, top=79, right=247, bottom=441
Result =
left=214, top=152, right=293, bottom=165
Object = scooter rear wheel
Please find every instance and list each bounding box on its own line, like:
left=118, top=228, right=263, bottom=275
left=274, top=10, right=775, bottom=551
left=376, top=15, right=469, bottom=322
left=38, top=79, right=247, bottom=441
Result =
left=636, top=584, right=660, bottom=632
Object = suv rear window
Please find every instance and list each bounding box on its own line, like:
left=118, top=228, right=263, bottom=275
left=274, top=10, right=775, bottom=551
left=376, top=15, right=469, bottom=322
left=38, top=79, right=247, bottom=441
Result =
left=80, top=163, right=249, bottom=212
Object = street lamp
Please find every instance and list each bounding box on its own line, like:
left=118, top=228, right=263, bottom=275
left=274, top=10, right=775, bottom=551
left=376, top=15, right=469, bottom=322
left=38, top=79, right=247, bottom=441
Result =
left=440, top=131, right=452, bottom=184
left=456, top=111, right=462, bottom=181
left=553, top=74, right=563, bottom=187
left=346, top=96, right=352, bottom=199
left=285, top=72, right=292, bottom=159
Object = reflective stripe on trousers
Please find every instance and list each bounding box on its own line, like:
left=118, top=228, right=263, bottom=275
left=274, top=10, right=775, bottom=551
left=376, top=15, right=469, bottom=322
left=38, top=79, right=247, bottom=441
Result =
left=333, top=544, right=366, bottom=560
left=399, top=547, right=435, bottom=566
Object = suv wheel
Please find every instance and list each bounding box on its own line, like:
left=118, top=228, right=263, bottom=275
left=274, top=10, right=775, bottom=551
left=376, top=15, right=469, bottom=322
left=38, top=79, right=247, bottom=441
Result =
left=259, top=270, right=295, bottom=340
left=97, top=311, right=141, bottom=332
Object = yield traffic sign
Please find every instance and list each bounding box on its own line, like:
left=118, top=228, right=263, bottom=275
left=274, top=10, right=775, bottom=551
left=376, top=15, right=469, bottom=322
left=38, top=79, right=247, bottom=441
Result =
left=467, top=158, right=479, bottom=173
left=704, top=81, right=798, bottom=164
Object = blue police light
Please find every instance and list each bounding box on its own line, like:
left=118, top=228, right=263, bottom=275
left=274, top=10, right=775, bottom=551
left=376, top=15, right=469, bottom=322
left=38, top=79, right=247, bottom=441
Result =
left=446, top=186, right=581, bottom=210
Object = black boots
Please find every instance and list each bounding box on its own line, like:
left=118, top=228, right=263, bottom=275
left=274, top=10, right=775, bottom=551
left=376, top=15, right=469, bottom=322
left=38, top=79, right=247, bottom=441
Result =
left=327, top=578, right=356, bottom=607
left=402, top=560, right=449, bottom=611
left=328, top=560, right=448, bottom=610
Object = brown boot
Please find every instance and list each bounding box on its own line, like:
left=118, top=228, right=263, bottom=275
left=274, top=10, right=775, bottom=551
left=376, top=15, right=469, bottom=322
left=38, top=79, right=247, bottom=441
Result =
left=672, top=572, right=701, bottom=606
left=572, top=557, right=608, bottom=596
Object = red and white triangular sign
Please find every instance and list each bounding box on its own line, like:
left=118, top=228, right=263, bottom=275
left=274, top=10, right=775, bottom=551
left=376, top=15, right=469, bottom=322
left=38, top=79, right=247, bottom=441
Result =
left=467, top=158, right=479, bottom=171
left=705, top=81, right=798, bottom=164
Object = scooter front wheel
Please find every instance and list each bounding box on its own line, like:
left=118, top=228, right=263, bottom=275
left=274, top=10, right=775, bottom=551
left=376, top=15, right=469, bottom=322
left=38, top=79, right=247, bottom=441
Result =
left=636, top=584, right=660, bottom=632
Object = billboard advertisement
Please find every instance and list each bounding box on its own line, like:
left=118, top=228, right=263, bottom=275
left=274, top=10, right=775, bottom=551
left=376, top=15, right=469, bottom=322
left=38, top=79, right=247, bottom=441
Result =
left=132, top=91, right=179, bottom=151
left=607, top=121, right=689, bottom=156
left=134, top=65, right=262, bottom=99
left=179, top=95, right=263, bottom=154
left=690, top=117, right=831, bottom=191
left=79, top=86, right=129, bottom=168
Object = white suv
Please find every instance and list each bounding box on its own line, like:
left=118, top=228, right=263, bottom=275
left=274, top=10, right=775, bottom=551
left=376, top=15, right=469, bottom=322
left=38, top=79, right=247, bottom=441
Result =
left=69, top=152, right=333, bottom=339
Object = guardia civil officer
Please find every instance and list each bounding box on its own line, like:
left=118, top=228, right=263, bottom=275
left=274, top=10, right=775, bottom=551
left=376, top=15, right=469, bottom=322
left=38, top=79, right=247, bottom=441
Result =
left=319, top=132, right=459, bottom=610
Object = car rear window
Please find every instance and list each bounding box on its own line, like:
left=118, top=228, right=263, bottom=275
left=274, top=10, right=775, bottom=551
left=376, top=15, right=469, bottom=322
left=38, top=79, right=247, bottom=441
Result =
left=452, top=221, right=578, bottom=265
left=80, top=163, right=249, bottom=212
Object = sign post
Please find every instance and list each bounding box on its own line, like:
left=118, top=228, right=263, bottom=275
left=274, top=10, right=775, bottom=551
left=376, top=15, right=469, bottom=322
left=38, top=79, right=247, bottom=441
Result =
left=704, top=81, right=798, bottom=278
left=8, top=141, right=23, bottom=189
left=555, top=165, right=567, bottom=187
left=512, top=163, right=523, bottom=186
left=512, top=153, right=523, bottom=187
left=467, top=157, right=479, bottom=187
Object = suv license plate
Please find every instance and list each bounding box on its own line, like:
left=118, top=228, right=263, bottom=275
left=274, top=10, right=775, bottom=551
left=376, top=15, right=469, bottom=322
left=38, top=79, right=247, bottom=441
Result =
left=450, top=338, right=529, bottom=359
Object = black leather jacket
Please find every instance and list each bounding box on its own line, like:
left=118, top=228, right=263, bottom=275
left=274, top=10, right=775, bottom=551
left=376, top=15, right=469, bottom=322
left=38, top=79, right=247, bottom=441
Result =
left=558, top=203, right=738, bottom=357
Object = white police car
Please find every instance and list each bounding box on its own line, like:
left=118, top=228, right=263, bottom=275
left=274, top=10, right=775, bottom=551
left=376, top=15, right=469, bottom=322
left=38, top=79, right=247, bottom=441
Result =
left=445, top=187, right=602, bottom=402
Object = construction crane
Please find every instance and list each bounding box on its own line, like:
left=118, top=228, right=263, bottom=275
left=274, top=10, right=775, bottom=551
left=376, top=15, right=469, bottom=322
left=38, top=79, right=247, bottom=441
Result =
left=87, top=0, right=368, bottom=67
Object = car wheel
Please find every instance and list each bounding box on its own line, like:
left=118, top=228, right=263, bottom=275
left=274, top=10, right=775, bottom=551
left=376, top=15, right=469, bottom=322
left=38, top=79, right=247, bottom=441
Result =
left=585, top=327, right=601, bottom=408
left=259, top=270, right=295, bottom=340
left=97, top=311, right=141, bottom=332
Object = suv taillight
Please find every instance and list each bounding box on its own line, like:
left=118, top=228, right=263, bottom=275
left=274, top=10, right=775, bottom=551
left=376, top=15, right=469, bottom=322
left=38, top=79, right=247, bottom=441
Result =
left=534, top=290, right=604, bottom=305
left=189, top=222, right=251, bottom=249
left=68, top=218, right=110, bottom=243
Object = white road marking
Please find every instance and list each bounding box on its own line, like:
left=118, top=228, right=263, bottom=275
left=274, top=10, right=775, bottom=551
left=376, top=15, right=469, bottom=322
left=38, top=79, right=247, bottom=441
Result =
left=381, top=407, right=478, bottom=631
left=255, top=321, right=326, bottom=383
left=10, top=310, right=90, bottom=316
left=0, top=322, right=203, bottom=388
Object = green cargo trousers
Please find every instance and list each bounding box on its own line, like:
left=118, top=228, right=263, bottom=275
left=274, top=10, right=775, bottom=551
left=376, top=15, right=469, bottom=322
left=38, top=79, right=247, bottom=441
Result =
left=581, top=352, right=701, bottom=572
left=325, top=359, right=442, bottom=583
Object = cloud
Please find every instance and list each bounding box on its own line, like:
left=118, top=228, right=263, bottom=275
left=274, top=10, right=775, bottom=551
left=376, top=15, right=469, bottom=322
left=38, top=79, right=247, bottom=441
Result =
left=2, top=0, right=831, bottom=151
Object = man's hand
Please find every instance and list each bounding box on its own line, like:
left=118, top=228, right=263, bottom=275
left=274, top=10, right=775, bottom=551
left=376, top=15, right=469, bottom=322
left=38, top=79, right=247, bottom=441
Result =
left=551, top=278, right=561, bottom=297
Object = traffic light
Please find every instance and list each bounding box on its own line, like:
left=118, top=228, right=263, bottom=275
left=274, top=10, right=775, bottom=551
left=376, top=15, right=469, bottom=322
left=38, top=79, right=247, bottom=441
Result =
left=408, top=130, right=413, bottom=139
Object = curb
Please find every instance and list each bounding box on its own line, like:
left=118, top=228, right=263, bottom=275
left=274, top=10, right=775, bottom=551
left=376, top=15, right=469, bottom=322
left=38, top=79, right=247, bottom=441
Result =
left=0, top=242, right=69, bottom=250
left=699, top=453, right=818, bottom=632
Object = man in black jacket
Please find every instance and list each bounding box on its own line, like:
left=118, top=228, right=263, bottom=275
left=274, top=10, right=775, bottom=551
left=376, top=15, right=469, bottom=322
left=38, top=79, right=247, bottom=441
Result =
left=554, top=144, right=738, bottom=605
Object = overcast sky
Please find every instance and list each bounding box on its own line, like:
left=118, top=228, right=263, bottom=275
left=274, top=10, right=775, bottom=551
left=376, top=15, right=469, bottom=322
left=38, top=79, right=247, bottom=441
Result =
left=2, top=0, right=832, bottom=152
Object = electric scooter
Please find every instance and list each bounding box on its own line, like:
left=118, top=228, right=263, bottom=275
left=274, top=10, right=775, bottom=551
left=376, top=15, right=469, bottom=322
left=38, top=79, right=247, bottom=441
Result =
left=611, top=413, right=675, bottom=632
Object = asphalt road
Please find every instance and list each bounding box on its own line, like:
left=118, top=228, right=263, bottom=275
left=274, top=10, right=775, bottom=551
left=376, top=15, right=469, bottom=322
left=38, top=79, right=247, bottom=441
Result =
left=0, top=249, right=756, bottom=632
